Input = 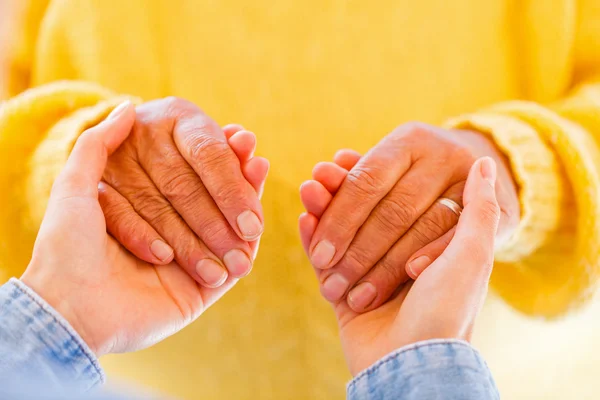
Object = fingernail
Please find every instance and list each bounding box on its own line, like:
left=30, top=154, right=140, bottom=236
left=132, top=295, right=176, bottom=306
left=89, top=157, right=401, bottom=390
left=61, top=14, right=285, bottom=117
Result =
left=311, top=240, right=336, bottom=269
left=237, top=210, right=263, bottom=240
left=107, top=100, right=131, bottom=121
left=407, top=255, right=431, bottom=278
left=150, top=240, right=174, bottom=262
left=480, top=157, right=497, bottom=186
left=223, top=249, right=253, bottom=277
left=196, top=259, right=228, bottom=288
left=321, top=273, right=349, bottom=302
left=348, top=282, right=377, bottom=310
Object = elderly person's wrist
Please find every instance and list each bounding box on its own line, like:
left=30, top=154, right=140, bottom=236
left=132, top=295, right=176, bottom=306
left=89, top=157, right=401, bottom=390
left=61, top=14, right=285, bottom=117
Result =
left=449, top=128, right=520, bottom=246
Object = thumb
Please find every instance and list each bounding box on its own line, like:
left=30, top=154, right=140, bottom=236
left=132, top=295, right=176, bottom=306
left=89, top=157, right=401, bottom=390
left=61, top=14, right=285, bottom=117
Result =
left=51, top=101, right=135, bottom=200
left=400, top=157, right=500, bottom=343
left=442, top=156, right=500, bottom=272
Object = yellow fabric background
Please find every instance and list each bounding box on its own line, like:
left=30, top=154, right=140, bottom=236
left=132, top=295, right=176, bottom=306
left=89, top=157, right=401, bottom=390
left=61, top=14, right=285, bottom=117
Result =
left=2, top=0, right=600, bottom=398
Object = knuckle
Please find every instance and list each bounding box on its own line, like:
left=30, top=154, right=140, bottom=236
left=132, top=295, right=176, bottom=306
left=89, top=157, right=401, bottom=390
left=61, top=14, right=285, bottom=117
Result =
left=129, top=189, right=175, bottom=226
left=376, top=193, right=419, bottom=232
left=322, top=211, right=356, bottom=235
left=345, top=166, right=386, bottom=199
left=100, top=195, right=129, bottom=222
left=115, top=216, right=143, bottom=244
left=213, top=181, right=246, bottom=209
left=102, top=204, right=147, bottom=245
left=145, top=205, right=178, bottom=229
left=377, top=255, right=408, bottom=282
left=172, top=233, right=199, bottom=264
left=411, top=213, right=450, bottom=246
left=320, top=248, right=369, bottom=286
left=162, top=96, right=197, bottom=115
left=392, top=122, right=433, bottom=141
left=159, top=168, right=205, bottom=208
left=187, top=132, right=230, bottom=167
left=339, top=247, right=373, bottom=276
left=200, top=214, right=233, bottom=243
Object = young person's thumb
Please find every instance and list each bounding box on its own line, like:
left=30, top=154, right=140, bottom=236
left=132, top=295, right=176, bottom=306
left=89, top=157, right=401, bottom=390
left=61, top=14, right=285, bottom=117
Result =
left=51, top=101, right=135, bottom=200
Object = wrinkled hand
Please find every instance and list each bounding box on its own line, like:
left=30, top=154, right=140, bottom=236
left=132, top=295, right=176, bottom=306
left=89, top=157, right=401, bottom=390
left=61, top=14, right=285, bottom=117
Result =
left=21, top=103, right=264, bottom=356
left=301, top=157, right=500, bottom=375
left=100, top=97, right=269, bottom=288
left=301, top=123, right=518, bottom=312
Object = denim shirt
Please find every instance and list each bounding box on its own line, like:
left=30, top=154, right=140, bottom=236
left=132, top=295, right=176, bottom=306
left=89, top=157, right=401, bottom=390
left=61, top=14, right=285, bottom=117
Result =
left=0, top=278, right=500, bottom=399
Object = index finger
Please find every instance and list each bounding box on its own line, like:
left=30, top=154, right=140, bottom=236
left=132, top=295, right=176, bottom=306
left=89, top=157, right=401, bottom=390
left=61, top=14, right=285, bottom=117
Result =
left=168, top=98, right=264, bottom=241
left=308, top=128, right=414, bottom=269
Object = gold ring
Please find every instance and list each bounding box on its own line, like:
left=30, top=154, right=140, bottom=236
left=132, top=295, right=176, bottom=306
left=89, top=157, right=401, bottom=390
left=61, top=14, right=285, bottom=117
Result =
left=438, top=198, right=463, bottom=217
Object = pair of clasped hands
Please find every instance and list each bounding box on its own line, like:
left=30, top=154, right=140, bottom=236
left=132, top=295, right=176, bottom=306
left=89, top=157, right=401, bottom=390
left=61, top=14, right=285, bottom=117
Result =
left=21, top=98, right=519, bottom=376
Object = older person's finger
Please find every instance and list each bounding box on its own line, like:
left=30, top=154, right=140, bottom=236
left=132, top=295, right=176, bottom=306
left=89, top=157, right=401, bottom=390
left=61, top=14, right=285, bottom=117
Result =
left=127, top=99, right=255, bottom=276
left=307, top=124, right=472, bottom=271
left=333, top=149, right=362, bottom=170
left=226, top=130, right=269, bottom=195
left=308, top=126, right=417, bottom=269
left=315, top=150, right=465, bottom=303
left=165, top=98, right=264, bottom=241
left=62, top=101, right=172, bottom=267
left=405, top=227, right=456, bottom=279
left=170, top=101, right=264, bottom=242
left=99, top=182, right=174, bottom=265
left=103, top=162, right=232, bottom=286
left=299, top=212, right=319, bottom=255
left=342, top=182, right=464, bottom=311
left=312, top=162, right=348, bottom=194
left=222, top=124, right=245, bottom=139
left=243, top=157, right=270, bottom=195
left=300, top=180, right=333, bottom=219
left=228, top=130, right=256, bottom=163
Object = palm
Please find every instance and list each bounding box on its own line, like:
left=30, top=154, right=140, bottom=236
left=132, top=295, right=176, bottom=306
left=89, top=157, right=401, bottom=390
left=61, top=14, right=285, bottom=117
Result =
left=98, top=236, right=204, bottom=352
left=335, top=285, right=411, bottom=375
left=26, top=198, right=210, bottom=354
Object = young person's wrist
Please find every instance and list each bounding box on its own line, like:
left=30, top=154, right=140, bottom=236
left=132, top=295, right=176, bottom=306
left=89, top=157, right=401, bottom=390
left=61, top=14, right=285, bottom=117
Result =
left=21, top=266, right=104, bottom=356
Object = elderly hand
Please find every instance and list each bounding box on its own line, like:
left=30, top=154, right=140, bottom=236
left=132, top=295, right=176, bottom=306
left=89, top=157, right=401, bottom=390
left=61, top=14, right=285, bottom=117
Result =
left=301, top=157, right=500, bottom=375
left=300, top=123, right=518, bottom=312
left=99, top=97, right=269, bottom=288
left=21, top=103, right=265, bottom=356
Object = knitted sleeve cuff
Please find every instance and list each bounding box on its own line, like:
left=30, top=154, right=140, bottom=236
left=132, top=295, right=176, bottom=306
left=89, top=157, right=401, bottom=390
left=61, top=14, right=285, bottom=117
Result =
left=447, top=100, right=600, bottom=317
left=445, top=111, right=564, bottom=262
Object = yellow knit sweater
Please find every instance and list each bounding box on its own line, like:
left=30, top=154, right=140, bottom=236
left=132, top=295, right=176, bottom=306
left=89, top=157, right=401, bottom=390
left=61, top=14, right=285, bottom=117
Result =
left=1, top=1, right=600, bottom=398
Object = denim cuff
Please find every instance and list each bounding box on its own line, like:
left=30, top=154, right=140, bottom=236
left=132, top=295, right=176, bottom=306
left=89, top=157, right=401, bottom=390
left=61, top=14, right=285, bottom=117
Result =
left=347, top=339, right=500, bottom=400
left=0, top=278, right=104, bottom=390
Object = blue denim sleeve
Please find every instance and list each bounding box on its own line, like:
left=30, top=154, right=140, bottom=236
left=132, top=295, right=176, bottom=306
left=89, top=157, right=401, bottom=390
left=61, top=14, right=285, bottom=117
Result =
left=347, top=339, right=500, bottom=400
left=0, top=278, right=104, bottom=392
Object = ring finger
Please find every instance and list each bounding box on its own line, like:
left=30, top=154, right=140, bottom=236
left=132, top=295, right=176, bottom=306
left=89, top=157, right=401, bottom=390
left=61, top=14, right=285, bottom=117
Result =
left=103, top=164, right=230, bottom=288
left=132, top=130, right=254, bottom=278
left=317, top=161, right=457, bottom=303
left=346, top=183, right=464, bottom=312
